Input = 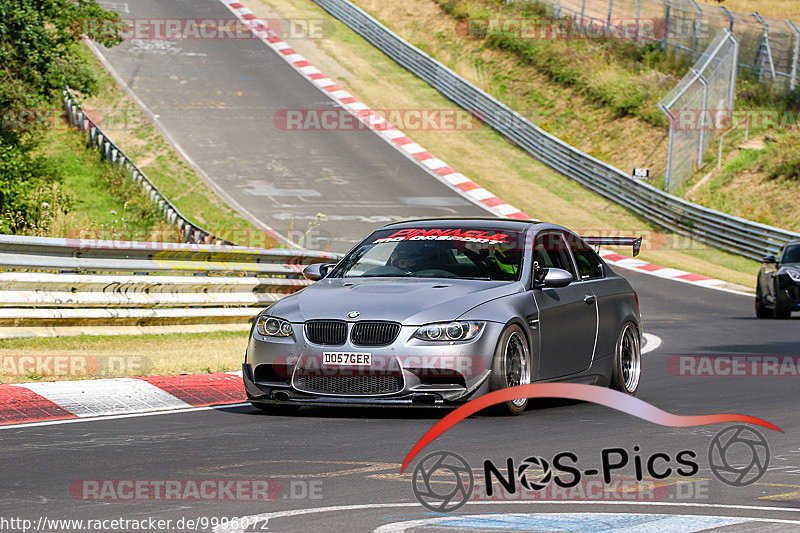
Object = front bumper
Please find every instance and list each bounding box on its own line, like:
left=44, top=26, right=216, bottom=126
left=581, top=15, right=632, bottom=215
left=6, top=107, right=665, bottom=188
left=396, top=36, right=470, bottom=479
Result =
left=776, top=275, right=800, bottom=310
left=243, top=321, right=503, bottom=407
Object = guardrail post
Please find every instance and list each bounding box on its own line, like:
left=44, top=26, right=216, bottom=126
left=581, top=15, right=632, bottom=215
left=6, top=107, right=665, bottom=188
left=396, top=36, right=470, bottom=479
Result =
left=787, top=20, right=800, bottom=90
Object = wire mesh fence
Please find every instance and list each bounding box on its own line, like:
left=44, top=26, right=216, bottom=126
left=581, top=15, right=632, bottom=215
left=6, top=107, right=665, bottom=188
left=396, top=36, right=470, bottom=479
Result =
left=538, top=0, right=800, bottom=91
left=658, top=30, right=738, bottom=192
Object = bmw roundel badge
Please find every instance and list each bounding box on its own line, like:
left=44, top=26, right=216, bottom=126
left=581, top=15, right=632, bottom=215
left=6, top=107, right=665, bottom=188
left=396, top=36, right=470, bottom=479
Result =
left=347, top=311, right=360, bottom=319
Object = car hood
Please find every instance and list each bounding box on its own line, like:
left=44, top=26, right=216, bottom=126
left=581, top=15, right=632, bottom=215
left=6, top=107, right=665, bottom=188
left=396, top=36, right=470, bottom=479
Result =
left=269, top=277, right=523, bottom=324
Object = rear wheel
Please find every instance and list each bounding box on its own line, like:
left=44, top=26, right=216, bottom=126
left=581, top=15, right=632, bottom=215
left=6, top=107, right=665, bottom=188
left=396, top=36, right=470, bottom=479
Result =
left=610, top=322, right=641, bottom=396
left=489, top=325, right=531, bottom=416
left=755, top=280, right=770, bottom=318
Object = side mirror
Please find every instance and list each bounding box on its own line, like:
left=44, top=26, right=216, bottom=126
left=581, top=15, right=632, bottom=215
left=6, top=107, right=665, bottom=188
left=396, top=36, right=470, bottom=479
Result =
left=763, top=254, right=777, bottom=264
left=302, top=263, right=334, bottom=281
left=534, top=267, right=573, bottom=289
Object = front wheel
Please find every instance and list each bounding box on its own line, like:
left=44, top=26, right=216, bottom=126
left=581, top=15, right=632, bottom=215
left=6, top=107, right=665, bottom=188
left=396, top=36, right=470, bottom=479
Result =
left=773, top=281, right=792, bottom=319
left=610, top=322, right=641, bottom=396
left=489, top=324, right=532, bottom=415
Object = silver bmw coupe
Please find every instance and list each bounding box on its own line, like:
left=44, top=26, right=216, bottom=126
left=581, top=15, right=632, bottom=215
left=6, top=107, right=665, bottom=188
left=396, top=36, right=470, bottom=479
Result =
left=243, top=218, right=642, bottom=415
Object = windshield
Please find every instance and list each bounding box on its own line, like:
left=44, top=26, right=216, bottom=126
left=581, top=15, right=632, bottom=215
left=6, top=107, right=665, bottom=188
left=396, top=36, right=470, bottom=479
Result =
left=330, top=227, right=525, bottom=281
left=782, top=244, right=800, bottom=263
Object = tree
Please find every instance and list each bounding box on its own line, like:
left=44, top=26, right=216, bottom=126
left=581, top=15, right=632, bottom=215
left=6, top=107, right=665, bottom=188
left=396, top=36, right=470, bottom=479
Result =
left=0, top=0, right=122, bottom=231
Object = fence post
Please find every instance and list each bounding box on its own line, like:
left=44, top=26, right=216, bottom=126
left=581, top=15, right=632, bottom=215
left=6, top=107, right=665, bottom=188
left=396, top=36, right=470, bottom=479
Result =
left=606, top=0, right=614, bottom=38
left=720, top=6, right=734, bottom=31
left=787, top=19, right=800, bottom=90
left=634, top=0, right=642, bottom=42
left=659, top=103, right=675, bottom=191
left=580, top=0, right=587, bottom=30
left=728, top=30, right=739, bottom=108
left=753, top=12, right=776, bottom=80
left=661, top=0, right=671, bottom=50
left=555, top=0, right=562, bottom=18
left=695, top=69, right=709, bottom=167
left=688, top=0, right=703, bottom=60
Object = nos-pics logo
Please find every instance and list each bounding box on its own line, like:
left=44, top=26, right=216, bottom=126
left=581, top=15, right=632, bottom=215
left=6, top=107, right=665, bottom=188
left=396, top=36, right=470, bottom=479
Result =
left=411, top=425, right=770, bottom=512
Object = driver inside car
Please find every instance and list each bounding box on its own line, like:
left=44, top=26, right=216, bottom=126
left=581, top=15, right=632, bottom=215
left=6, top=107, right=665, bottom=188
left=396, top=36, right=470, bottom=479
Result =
left=492, top=245, right=521, bottom=280
left=390, top=242, right=440, bottom=273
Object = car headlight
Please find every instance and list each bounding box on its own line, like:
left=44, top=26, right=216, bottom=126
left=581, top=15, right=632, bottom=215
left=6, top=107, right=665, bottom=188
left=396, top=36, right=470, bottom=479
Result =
left=256, top=315, right=294, bottom=337
left=413, top=321, right=484, bottom=342
left=786, top=269, right=800, bottom=282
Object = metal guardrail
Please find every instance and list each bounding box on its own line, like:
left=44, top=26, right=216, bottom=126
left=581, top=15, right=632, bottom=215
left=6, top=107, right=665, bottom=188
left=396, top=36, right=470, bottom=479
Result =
left=0, top=235, right=339, bottom=332
left=63, top=89, right=231, bottom=246
left=312, top=0, right=800, bottom=260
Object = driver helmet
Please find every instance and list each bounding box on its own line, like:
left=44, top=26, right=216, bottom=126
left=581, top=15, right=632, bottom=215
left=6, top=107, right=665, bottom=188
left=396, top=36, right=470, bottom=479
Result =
left=493, top=245, right=520, bottom=275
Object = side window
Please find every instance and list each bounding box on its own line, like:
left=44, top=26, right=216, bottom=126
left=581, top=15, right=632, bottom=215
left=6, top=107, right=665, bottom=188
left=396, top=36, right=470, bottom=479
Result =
left=533, top=232, right=575, bottom=278
left=571, top=240, right=604, bottom=280
left=562, top=233, right=603, bottom=280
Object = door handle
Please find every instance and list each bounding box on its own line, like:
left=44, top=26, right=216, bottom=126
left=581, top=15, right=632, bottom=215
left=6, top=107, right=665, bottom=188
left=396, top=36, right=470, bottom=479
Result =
left=583, top=294, right=596, bottom=304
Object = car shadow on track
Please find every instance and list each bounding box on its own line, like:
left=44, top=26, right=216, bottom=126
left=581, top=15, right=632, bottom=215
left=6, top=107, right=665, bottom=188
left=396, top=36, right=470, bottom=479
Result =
left=221, top=398, right=586, bottom=420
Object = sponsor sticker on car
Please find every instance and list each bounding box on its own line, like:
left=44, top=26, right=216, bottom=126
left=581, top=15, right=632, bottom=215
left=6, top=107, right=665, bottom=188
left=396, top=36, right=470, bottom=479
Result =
left=322, top=352, right=372, bottom=366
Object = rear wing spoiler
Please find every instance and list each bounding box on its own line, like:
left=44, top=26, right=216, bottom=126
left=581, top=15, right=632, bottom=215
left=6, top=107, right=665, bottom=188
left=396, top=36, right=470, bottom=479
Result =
left=581, top=236, right=643, bottom=257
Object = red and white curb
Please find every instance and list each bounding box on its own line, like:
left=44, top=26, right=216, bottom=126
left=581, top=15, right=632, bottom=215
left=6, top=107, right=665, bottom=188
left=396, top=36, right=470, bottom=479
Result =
left=0, top=372, right=245, bottom=428
left=220, top=0, right=531, bottom=221
left=597, top=250, right=750, bottom=295
left=220, top=0, right=751, bottom=296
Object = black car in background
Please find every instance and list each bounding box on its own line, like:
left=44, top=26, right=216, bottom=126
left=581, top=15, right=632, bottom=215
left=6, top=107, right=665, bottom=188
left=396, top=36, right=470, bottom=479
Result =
left=756, top=241, right=800, bottom=319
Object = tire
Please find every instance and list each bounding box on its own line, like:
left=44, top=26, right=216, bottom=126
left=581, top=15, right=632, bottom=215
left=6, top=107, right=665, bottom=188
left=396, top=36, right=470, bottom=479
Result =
left=773, top=284, right=792, bottom=319
left=755, top=280, right=770, bottom=319
left=488, top=324, right=532, bottom=416
left=250, top=402, right=300, bottom=415
left=610, top=322, right=641, bottom=396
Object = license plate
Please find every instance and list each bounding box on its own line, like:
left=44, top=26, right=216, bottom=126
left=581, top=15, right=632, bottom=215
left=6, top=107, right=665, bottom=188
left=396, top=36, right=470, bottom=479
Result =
left=322, top=352, right=372, bottom=366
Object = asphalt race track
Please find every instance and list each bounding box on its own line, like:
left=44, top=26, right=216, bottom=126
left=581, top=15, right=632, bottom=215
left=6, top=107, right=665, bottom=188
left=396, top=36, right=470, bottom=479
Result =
left=2, top=270, right=799, bottom=531
left=90, top=0, right=491, bottom=252
left=2, top=0, right=799, bottom=531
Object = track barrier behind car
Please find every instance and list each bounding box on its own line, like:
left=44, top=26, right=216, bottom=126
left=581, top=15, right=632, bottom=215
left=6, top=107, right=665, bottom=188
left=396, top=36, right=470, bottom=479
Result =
left=0, top=234, right=339, bottom=338
left=310, top=0, right=800, bottom=261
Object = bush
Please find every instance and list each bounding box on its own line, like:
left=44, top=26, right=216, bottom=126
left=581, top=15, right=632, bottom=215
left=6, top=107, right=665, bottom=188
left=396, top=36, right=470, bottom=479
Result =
left=0, top=0, right=121, bottom=229
left=762, top=134, right=800, bottom=180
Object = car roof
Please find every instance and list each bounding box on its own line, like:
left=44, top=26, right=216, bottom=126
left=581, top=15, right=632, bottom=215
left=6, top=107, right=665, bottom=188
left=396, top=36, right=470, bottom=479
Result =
left=380, top=217, right=555, bottom=232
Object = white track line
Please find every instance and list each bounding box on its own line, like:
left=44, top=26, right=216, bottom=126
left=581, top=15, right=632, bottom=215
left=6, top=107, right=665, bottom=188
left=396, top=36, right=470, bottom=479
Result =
left=214, top=501, right=800, bottom=533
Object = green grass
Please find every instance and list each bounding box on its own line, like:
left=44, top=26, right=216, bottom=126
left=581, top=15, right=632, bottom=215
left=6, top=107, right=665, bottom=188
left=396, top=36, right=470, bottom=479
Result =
left=0, top=331, right=249, bottom=384
left=25, top=128, right=174, bottom=240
